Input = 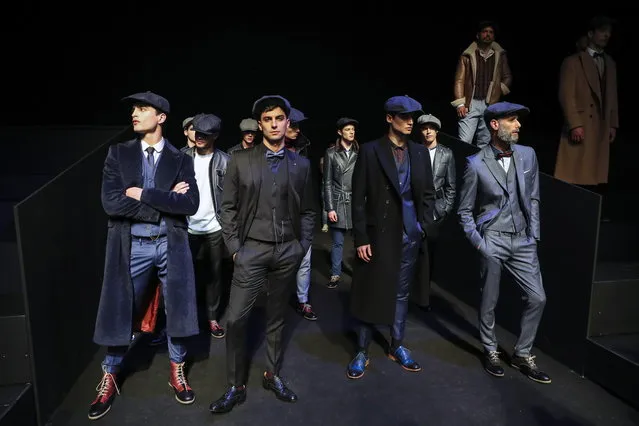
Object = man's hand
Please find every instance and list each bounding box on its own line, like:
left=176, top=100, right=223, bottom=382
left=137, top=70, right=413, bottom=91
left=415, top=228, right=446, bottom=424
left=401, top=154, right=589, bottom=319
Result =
left=457, top=105, right=468, bottom=118
left=570, top=127, right=585, bottom=144
left=328, top=210, right=338, bottom=223
left=357, top=244, right=372, bottom=262
left=125, top=187, right=143, bottom=200
left=609, top=127, right=617, bottom=143
left=172, top=181, right=190, bottom=194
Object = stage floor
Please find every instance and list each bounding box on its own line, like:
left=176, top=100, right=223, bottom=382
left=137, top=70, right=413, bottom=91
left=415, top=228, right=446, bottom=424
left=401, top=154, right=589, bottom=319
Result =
left=48, top=229, right=639, bottom=426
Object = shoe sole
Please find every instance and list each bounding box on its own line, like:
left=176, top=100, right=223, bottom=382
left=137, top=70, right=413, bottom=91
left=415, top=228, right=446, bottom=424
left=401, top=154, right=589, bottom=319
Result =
left=484, top=366, right=505, bottom=377
left=211, top=332, right=226, bottom=339
left=88, top=405, right=111, bottom=421
left=303, top=315, right=318, bottom=321
left=168, top=383, right=196, bottom=404
left=346, top=360, right=370, bottom=379
left=511, top=364, right=552, bottom=384
left=387, top=354, right=422, bottom=372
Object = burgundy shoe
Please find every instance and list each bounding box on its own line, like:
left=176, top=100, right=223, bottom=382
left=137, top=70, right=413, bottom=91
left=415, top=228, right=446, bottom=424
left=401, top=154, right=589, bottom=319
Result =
left=297, top=303, right=318, bottom=321
left=209, top=320, right=226, bottom=339
left=169, top=361, right=195, bottom=404
left=88, top=371, right=119, bottom=420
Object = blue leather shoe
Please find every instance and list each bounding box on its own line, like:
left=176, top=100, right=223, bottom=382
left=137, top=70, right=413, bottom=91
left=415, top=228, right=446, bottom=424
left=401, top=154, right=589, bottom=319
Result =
left=388, top=346, right=421, bottom=372
left=347, top=351, right=369, bottom=379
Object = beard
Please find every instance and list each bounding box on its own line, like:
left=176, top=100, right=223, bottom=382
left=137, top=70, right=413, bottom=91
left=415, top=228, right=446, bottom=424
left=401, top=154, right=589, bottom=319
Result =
left=497, top=126, right=519, bottom=145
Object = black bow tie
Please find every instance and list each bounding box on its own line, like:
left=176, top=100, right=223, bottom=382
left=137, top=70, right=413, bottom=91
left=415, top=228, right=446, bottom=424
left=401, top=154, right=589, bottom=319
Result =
left=496, top=150, right=513, bottom=159
left=593, top=52, right=604, bottom=59
left=266, top=149, right=285, bottom=160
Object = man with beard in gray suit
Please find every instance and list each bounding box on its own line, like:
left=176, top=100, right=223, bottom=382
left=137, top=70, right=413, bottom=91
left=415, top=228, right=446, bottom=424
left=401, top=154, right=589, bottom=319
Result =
left=457, top=102, right=551, bottom=384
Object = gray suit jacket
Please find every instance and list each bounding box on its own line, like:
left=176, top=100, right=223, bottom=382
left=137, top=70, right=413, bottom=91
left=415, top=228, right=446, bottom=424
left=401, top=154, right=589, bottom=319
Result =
left=430, top=143, right=456, bottom=220
left=457, top=144, right=541, bottom=251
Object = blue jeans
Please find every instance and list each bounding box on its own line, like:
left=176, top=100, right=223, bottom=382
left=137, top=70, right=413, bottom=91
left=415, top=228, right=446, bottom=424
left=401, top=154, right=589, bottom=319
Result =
left=330, top=228, right=346, bottom=276
left=102, top=236, right=186, bottom=373
left=296, top=246, right=312, bottom=304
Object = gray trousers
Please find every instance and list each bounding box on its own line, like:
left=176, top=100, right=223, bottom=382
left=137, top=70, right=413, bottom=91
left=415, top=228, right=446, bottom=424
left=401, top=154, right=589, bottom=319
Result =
left=479, top=230, right=546, bottom=356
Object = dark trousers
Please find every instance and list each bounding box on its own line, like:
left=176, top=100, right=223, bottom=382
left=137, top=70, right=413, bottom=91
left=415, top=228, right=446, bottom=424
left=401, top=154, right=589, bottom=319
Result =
left=226, top=238, right=303, bottom=386
left=189, top=230, right=224, bottom=322
left=357, top=234, right=421, bottom=351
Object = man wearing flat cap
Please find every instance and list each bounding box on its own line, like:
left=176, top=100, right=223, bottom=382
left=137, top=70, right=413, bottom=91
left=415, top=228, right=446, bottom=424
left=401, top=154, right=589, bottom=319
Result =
left=183, top=113, right=230, bottom=339
left=457, top=101, right=551, bottom=384
left=180, top=116, right=196, bottom=153
left=323, top=117, right=359, bottom=290
left=347, top=95, right=435, bottom=379
left=90, top=91, right=200, bottom=420
left=211, top=95, right=315, bottom=414
left=227, top=118, right=259, bottom=155
left=415, top=114, right=456, bottom=305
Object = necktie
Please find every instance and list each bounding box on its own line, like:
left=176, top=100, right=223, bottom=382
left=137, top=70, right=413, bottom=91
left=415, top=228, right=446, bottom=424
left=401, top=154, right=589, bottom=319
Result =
left=496, top=150, right=513, bottom=159
left=266, top=149, right=285, bottom=173
left=146, top=146, right=155, bottom=167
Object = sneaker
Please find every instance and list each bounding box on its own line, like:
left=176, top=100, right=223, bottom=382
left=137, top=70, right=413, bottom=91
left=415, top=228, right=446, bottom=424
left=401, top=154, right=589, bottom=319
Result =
left=297, top=303, right=318, bottom=321
left=209, top=320, right=226, bottom=339
left=321, top=224, right=329, bottom=233
left=483, top=350, right=505, bottom=377
left=88, top=370, right=119, bottom=420
left=511, top=354, right=552, bottom=384
left=327, top=275, right=340, bottom=289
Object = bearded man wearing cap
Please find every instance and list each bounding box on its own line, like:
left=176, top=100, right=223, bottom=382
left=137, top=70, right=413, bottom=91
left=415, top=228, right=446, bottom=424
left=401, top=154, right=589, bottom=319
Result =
left=415, top=114, right=456, bottom=306
left=457, top=101, right=551, bottom=384
left=452, top=20, right=513, bottom=149
left=90, top=91, right=200, bottom=420
left=323, top=117, right=359, bottom=290
left=211, top=95, right=315, bottom=414
left=347, top=95, right=436, bottom=379
left=227, top=118, right=259, bottom=155
left=183, top=113, right=231, bottom=339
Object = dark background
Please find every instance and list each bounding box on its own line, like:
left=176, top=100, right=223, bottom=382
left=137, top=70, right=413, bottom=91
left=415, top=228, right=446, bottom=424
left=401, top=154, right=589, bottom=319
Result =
left=0, top=7, right=633, bottom=181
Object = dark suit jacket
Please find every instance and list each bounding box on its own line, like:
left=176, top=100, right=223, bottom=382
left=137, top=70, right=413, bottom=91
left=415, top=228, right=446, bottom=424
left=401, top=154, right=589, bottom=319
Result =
left=350, top=137, right=436, bottom=324
left=220, top=143, right=316, bottom=256
left=94, top=138, right=200, bottom=346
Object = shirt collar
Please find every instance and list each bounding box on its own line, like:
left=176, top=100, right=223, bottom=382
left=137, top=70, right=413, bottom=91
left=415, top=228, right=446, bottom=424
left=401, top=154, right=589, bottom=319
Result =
left=141, top=138, right=165, bottom=153
left=587, top=47, right=604, bottom=57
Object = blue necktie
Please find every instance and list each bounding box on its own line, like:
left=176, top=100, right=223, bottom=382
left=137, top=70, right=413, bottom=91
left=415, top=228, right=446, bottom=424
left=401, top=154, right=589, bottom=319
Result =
left=266, top=149, right=285, bottom=173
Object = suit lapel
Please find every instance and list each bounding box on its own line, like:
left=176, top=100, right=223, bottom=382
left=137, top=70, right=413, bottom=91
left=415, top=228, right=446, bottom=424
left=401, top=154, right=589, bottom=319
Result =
left=121, top=140, right=143, bottom=186
left=250, top=144, right=264, bottom=195
left=154, top=141, right=178, bottom=190
left=579, top=52, right=602, bottom=103
left=407, top=141, right=424, bottom=200
left=285, top=150, right=300, bottom=215
left=374, top=138, right=400, bottom=196
left=512, top=146, right=527, bottom=204
left=482, top=148, right=507, bottom=192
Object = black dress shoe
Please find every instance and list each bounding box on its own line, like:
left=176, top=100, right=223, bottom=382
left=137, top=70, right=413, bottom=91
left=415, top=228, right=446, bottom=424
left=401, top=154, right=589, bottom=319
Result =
left=209, top=386, right=247, bottom=414
left=511, top=354, right=552, bottom=384
left=483, top=351, right=505, bottom=377
left=262, top=373, right=298, bottom=402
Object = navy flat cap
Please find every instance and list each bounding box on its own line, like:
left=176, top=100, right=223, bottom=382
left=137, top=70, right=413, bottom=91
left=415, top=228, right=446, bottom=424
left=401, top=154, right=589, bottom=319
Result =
left=289, top=107, right=308, bottom=124
left=122, top=91, right=170, bottom=114
left=191, top=113, right=222, bottom=135
left=252, top=95, right=291, bottom=118
left=384, top=95, right=423, bottom=114
left=484, top=102, right=530, bottom=122
left=336, top=117, right=359, bottom=129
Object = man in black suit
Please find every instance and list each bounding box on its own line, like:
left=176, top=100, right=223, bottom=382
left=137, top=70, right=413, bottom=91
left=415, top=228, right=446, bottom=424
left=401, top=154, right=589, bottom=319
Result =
left=347, top=95, right=436, bottom=379
left=209, top=95, right=316, bottom=414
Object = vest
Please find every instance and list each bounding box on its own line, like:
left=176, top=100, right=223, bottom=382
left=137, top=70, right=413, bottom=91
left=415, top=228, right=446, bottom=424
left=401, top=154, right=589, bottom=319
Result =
left=486, top=159, right=526, bottom=233
left=246, top=154, right=295, bottom=242
left=131, top=150, right=167, bottom=237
